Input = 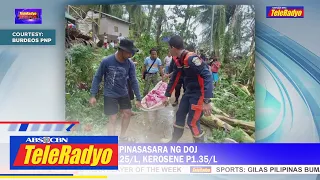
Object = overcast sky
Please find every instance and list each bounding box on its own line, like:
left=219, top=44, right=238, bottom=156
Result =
left=122, top=5, right=204, bottom=41
left=139, top=5, right=253, bottom=52
left=163, top=5, right=203, bottom=41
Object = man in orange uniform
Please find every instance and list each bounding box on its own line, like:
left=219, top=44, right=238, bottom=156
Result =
left=163, top=35, right=213, bottom=143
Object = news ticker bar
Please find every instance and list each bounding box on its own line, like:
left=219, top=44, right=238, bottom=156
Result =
left=9, top=136, right=320, bottom=170
left=77, top=165, right=320, bottom=174
left=119, top=143, right=320, bottom=165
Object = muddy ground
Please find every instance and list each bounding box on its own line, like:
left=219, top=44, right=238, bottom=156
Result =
left=115, top=92, right=212, bottom=143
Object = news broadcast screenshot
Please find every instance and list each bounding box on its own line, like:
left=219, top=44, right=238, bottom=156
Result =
left=0, top=0, right=318, bottom=179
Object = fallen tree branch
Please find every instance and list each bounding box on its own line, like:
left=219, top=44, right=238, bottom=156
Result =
left=215, top=114, right=255, bottom=131
left=208, top=103, right=255, bottom=133
left=200, top=115, right=255, bottom=143
left=233, top=83, right=251, bottom=96
left=210, top=102, right=230, bottom=117
left=236, top=127, right=254, bottom=135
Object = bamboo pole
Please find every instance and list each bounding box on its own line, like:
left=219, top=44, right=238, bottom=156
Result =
left=97, top=5, right=102, bottom=36
left=215, top=115, right=255, bottom=131
left=210, top=5, right=215, bottom=54
left=201, top=115, right=255, bottom=143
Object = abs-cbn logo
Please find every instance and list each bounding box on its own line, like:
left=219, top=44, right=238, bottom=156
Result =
left=25, top=137, right=68, bottom=143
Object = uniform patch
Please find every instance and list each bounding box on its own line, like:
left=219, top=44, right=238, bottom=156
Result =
left=192, top=57, right=201, bottom=66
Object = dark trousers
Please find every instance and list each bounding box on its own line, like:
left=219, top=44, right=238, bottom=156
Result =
left=174, top=81, right=184, bottom=101
left=127, top=79, right=134, bottom=100
left=175, top=95, right=203, bottom=136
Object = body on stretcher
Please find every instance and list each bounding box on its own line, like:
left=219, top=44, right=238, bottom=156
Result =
left=140, top=81, right=168, bottom=111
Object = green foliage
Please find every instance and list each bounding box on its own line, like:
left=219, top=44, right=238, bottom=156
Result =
left=65, top=45, right=96, bottom=93
left=207, top=127, right=245, bottom=142
left=65, top=61, right=81, bottom=94
left=65, top=45, right=115, bottom=134
left=171, top=5, right=199, bottom=44
left=221, top=31, right=232, bottom=64
left=103, top=5, right=126, bottom=19
left=66, top=89, right=105, bottom=122
left=65, top=89, right=106, bottom=135
left=212, top=74, right=255, bottom=121
left=236, top=56, right=254, bottom=84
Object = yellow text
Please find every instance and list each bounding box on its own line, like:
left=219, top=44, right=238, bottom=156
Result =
left=23, top=145, right=113, bottom=166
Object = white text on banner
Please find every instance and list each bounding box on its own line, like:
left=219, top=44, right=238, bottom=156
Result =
left=77, top=165, right=320, bottom=174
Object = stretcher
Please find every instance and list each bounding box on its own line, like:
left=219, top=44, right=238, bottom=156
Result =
left=140, top=81, right=168, bottom=111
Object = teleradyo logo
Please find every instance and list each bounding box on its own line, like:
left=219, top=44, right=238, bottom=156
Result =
left=25, top=137, right=68, bottom=143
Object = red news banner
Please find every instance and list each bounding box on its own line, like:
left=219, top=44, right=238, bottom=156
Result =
left=266, top=6, right=304, bottom=18
left=10, top=136, right=118, bottom=170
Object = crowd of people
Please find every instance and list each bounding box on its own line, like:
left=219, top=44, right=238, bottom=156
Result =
left=89, top=35, right=221, bottom=143
left=94, top=32, right=125, bottom=49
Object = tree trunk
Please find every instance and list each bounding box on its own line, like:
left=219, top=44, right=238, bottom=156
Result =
left=181, top=5, right=190, bottom=38
left=215, top=115, right=255, bottom=131
left=229, top=5, right=240, bottom=30
left=223, top=5, right=240, bottom=64
left=247, top=25, right=255, bottom=93
left=102, top=5, right=112, bottom=14
left=201, top=115, right=255, bottom=143
left=125, top=5, right=144, bottom=38
left=126, top=5, right=138, bottom=23
left=156, top=5, right=165, bottom=46
left=147, top=5, right=156, bottom=34
left=135, top=6, right=143, bottom=37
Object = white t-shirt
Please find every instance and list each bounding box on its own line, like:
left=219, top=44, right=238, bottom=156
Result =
left=164, top=56, right=172, bottom=66
left=110, top=42, right=114, bottom=47
left=117, top=36, right=125, bottom=42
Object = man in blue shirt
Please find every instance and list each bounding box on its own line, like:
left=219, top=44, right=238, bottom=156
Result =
left=127, top=57, right=137, bottom=102
left=127, top=57, right=138, bottom=116
left=89, top=39, right=142, bottom=142
left=142, top=48, right=164, bottom=96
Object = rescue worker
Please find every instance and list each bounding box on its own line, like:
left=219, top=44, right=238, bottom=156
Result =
left=163, top=35, right=213, bottom=143
left=166, top=56, right=183, bottom=106
left=165, top=44, right=196, bottom=106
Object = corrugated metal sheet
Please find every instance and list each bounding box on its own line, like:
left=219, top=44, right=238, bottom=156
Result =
left=65, top=12, right=76, bottom=22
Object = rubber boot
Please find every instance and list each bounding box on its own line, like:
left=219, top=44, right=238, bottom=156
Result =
left=172, top=99, right=179, bottom=107
left=168, top=126, right=184, bottom=143
left=193, top=136, right=205, bottom=143
left=193, top=132, right=205, bottom=143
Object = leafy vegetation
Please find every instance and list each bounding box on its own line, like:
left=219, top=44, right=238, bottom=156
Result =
left=208, top=127, right=245, bottom=143
left=213, top=77, right=255, bottom=121
left=65, top=45, right=112, bottom=134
